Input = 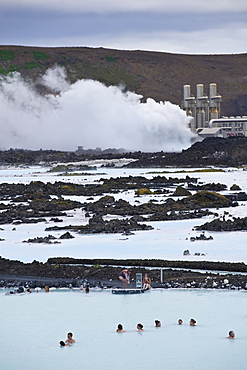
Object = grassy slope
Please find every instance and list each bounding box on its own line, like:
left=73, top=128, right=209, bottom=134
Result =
left=0, top=45, right=247, bottom=116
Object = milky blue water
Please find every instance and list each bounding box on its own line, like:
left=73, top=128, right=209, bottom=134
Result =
left=1, top=288, right=246, bottom=370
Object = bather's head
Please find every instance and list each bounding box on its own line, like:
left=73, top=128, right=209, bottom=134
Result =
left=137, top=323, right=143, bottom=330
left=118, top=324, right=123, bottom=330
left=155, top=320, right=161, bottom=327
left=228, top=330, right=235, bottom=338
left=190, top=319, right=196, bottom=326
left=60, top=341, right=66, bottom=346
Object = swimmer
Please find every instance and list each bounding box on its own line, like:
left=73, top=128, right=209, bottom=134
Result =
left=189, top=319, right=196, bottom=326
left=116, top=324, right=126, bottom=333
left=85, top=287, right=90, bottom=293
left=137, top=323, right=144, bottom=332
left=178, top=319, right=183, bottom=325
left=60, top=341, right=69, bottom=346
left=118, top=269, right=130, bottom=289
left=65, top=332, right=76, bottom=344
left=155, top=320, right=161, bottom=327
left=227, top=330, right=235, bottom=339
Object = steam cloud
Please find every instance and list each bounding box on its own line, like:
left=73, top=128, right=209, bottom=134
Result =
left=0, top=66, right=195, bottom=152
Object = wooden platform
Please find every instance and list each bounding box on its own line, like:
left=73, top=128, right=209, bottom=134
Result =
left=112, top=288, right=145, bottom=294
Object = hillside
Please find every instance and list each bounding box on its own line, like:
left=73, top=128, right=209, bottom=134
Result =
left=0, top=45, right=247, bottom=116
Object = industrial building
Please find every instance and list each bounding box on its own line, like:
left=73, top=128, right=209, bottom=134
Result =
left=182, top=83, right=247, bottom=137
left=182, top=83, right=222, bottom=130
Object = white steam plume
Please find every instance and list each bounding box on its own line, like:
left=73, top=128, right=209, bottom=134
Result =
left=0, top=66, right=195, bottom=152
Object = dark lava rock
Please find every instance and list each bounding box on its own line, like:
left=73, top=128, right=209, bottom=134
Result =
left=22, top=235, right=57, bottom=244
left=230, top=184, right=242, bottom=191
left=45, top=215, right=153, bottom=234
left=50, top=217, right=63, bottom=222
left=79, top=216, right=153, bottom=234
left=0, top=138, right=246, bottom=168
left=173, top=186, right=191, bottom=196
left=187, top=182, right=227, bottom=191
left=190, top=233, right=213, bottom=241
left=224, top=192, right=247, bottom=201
left=183, top=250, right=190, bottom=255
left=59, top=232, right=74, bottom=239
left=124, top=137, right=247, bottom=167
left=181, top=191, right=233, bottom=209
left=195, top=216, right=247, bottom=231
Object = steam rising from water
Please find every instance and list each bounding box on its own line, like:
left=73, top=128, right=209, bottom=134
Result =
left=0, top=66, right=194, bottom=152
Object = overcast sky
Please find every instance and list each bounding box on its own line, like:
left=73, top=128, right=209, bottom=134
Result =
left=1, top=0, right=247, bottom=54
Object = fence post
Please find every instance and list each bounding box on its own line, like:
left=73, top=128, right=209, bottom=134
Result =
left=160, top=268, right=163, bottom=284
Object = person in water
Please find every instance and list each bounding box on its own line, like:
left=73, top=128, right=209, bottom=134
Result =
left=178, top=319, right=183, bottom=325
left=60, top=341, right=69, bottom=346
left=65, top=332, right=76, bottom=344
left=137, top=323, right=144, bottom=332
left=190, top=319, right=196, bottom=326
left=155, top=320, right=161, bottom=327
left=142, top=274, right=151, bottom=290
left=118, top=269, right=130, bottom=289
left=227, top=330, right=235, bottom=339
left=116, top=324, right=126, bottom=333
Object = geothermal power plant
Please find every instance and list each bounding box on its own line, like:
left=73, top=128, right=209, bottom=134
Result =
left=182, top=83, right=247, bottom=138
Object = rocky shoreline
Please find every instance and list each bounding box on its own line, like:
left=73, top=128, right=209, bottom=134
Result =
left=0, top=137, right=247, bottom=167
left=1, top=257, right=247, bottom=291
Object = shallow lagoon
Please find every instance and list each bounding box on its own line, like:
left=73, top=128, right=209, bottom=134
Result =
left=1, top=288, right=246, bottom=370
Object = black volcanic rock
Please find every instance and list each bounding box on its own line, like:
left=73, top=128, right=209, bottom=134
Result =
left=124, top=137, right=247, bottom=167
left=173, top=186, right=191, bottom=196
left=59, top=232, right=75, bottom=239
left=46, top=215, right=153, bottom=234
left=0, top=138, right=246, bottom=167
left=195, top=217, right=247, bottom=231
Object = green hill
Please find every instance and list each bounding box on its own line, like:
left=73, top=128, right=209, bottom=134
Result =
left=0, top=45, right=247, bottom=116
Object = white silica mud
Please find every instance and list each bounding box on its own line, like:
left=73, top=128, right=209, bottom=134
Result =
left=0, top=166, right=246, bottom=263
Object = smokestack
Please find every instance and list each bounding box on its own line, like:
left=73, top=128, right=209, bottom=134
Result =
left=209, top=83, right=222, bottom=120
